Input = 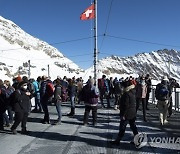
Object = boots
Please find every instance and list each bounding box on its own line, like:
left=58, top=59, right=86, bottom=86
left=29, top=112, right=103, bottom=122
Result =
left=21, top=127, right=29, bottom=135
left=110, top=136, right=121, bottom=146
left=83, top=111, right=89, bottom=125
left=67, top=108, right=75, bottom=116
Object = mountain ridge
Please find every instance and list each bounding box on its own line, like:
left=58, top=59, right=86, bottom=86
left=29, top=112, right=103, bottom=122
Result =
left=0, top=16, right=180, bottom=82
left=92, top=49, right=180, bottom=80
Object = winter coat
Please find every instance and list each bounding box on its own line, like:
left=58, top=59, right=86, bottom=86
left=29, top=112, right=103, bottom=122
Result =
left=68, top=83, right=77, bottom=97
left=120, top=85, right=136, bottom=120
left=83, top=84, right=99, bottom=106
left=11, top=89, right=31, bottom=113
left=32, top=80, right=40, bottom=96
left=136, top=82, right=147, bottom=99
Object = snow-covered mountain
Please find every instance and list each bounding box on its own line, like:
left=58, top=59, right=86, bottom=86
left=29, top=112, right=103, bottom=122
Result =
left=0, top=16, right=84, bottom=81
left=85, top=49, right=180, bottom=81
left=1, top=16, right=179, bottom=83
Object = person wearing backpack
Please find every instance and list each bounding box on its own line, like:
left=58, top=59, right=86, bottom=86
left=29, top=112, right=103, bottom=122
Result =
left=67, top=78, right=77, bottom=117
left=40, top=75, right=54, bottom=124
left=53, top=78, right=62, bottom=124
left=83, top=78, right=99, bottom=126
left=98, top=75, right=110, bottom=108
left=155, top=76, right=170, bottom=126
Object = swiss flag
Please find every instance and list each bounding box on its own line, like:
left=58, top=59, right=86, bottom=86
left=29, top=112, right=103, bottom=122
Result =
left=80, top=4, right=95, bottom=20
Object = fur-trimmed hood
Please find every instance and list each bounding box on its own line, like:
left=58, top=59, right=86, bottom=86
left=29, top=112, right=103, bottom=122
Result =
left=124, top=84, right=135, bottom=92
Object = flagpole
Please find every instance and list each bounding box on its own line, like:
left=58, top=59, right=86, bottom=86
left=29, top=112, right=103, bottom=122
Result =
left=94, top=0, right=98, bottom=86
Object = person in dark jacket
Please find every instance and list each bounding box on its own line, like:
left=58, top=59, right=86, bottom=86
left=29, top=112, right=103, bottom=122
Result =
left=53, top=78, right=62, bottom=124
left=40, top=75, right=54, bottom=124
left=145, top=74, right=152, bottom=110
left=111, top=80, right=138, bottom=145
left=3, top=80, right=15, bottom=127
left=98, top=75, right=110, bottom=108
left=67, top=78, right=77, bottom=116
left=10, top=81, right=31, bottom=134
left=0, top=79, right=7, bottom=131
left=83, top=79, right=99, bottom=126
left=113, top=80, right=123, bottom=110
left=168, top=78, right=179, bottom=117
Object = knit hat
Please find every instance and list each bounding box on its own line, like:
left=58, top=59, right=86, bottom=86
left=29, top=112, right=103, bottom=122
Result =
left=16, top=76, right=22, bottom=82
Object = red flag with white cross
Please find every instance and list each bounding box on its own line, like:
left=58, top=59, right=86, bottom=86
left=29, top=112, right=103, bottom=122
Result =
left=80, top=4, right=95, bottom=20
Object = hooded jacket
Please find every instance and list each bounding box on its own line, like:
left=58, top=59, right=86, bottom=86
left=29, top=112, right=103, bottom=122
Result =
left=120, top=84, right=136, bottom=120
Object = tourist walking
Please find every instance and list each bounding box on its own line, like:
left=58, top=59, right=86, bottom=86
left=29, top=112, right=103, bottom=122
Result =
left=10, top=80, right=31, bottom=134
left=155, top=76, right=170, bottom=126
left=111, top=79, right=138, bottom=145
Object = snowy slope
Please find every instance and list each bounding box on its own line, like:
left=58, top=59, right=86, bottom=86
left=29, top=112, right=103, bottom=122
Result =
left=0, top=16, right=84, bottom=81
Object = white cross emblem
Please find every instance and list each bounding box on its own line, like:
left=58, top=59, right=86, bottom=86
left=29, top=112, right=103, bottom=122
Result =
left=84, top=9, right=93, bottom=17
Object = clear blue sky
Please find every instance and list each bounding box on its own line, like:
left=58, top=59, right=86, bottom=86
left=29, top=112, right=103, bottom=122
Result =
left=1, top=0, right=180, bottom=69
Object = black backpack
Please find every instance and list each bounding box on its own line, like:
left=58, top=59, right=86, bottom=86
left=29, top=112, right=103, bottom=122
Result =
left=81, top=84, right=91, bottom=102
left=155, top=83, right=169, bottom=101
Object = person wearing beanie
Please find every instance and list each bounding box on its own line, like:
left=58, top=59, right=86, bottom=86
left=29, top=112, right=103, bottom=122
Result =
left=10, top=81, right=31, bottom=134
left=12, top=76, right=22, bottom=90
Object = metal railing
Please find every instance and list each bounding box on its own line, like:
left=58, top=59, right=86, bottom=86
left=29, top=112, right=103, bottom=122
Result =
left=150, top=85, right=180, bottom=112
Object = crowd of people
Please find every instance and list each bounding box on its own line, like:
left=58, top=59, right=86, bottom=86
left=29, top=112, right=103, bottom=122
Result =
left=0, top=73, right=179, bottom=145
